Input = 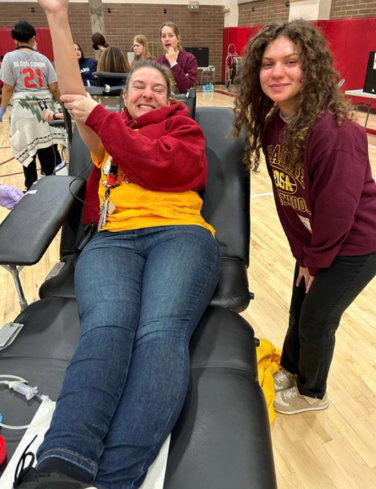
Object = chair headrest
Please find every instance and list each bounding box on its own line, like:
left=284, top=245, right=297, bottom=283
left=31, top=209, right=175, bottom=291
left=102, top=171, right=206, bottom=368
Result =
left=93, top=71, right=128, bottom=87
left=172, top=88, right=196, bottom=119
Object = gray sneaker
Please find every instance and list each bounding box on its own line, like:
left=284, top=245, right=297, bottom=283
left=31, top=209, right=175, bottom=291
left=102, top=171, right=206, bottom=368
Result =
left=273, top=368, right=297, bottom=392
left=274, top=385, right=329, bottom=415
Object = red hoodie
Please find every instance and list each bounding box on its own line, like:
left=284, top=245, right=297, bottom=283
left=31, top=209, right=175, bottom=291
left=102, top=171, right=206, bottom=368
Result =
left=84, top=102, right=207, bottom=226
left=263, top=109, right=376, bottom=276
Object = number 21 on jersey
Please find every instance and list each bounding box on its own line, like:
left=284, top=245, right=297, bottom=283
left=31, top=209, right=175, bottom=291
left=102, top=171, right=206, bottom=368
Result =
left=22, top=68, right=44, bottom=88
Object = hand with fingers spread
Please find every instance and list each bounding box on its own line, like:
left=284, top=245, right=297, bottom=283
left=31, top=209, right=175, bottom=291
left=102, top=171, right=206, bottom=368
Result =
left=60, top=92, right=98, bottom=124
left=165, top=47, right=178, bottom=66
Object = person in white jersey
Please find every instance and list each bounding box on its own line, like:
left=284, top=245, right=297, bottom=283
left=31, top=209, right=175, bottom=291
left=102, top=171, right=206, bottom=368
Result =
left=0, top=20, right=65, bottom=189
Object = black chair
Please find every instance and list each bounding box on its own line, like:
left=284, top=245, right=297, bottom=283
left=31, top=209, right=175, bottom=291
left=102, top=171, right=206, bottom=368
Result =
left=92, top=71, right=128, bottom=97
left=173, top=88, right=196, bottom=120
left=0, top=107, right=277, bottom=489
left=84, top=72, right=129, bottom=111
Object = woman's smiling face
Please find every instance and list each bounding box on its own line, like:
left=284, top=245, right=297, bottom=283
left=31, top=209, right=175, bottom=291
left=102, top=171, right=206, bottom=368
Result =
left=124, top=67, right=169, bottom=119
left=259, top=36, right=304, bottom=116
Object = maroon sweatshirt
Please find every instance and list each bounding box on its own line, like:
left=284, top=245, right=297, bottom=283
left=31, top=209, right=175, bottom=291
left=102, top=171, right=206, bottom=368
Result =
left=263, top=109, right=376, bottom=276
left=155, top=51, right=197, bottom=94
left=84, top=102, right=207, bottom=226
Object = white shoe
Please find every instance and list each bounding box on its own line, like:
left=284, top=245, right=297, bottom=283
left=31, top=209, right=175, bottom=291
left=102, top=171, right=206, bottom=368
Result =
left=274, top=385, right=329, bottom=415
left=273, top=368, right=297, bottom=392
left=55, top=161, right=68, bottom=175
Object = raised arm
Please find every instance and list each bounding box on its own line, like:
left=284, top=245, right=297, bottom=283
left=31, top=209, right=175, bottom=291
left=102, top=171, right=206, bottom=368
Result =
left=37, top=0, right=104, bottom=157
left=37, top=0, right=84, bottom=95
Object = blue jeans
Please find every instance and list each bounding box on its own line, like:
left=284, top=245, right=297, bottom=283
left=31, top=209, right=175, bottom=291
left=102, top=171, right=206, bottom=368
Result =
left=37, top=225, right=220, bottom=489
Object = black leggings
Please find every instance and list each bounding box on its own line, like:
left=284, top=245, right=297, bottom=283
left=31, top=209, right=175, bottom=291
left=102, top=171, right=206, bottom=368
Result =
left=281, top=253, right=376, bottom=399
left=23, top=145, right=62, bottom=190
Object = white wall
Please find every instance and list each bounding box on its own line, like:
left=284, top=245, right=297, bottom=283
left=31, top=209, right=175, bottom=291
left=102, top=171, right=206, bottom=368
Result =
left=289, top=0, right=332, bottom=21
left=224, top=0, right=238, bottom=27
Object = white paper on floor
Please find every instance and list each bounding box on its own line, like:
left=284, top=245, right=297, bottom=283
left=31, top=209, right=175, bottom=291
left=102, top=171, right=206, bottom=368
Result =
left=0, top=399, right=170, bottom=489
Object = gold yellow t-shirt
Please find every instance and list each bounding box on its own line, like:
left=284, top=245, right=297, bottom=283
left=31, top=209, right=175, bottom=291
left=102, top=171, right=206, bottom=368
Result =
left=92, top=151, right=215, bottom=236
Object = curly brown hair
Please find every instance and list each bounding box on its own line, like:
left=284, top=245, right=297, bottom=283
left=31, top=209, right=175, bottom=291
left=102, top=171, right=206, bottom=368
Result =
left=233, top=19, right=354, bottom=171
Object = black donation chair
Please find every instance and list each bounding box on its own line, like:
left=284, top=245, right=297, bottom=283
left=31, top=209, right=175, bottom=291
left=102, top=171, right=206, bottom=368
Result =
left=86, top=71, right=128, bottom=101
left=173, top=87, right=196, bottom=120
left=0, top=106, right=277, bottom=489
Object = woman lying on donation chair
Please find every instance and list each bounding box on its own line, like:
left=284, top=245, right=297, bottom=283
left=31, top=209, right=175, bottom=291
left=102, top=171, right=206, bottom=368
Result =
left=13, top=1, right=220, bottom=489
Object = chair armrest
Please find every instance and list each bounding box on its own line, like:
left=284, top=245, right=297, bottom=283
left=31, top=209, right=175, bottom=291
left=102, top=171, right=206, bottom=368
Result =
left=210, top=257, right=252, bottom=312
left=93, top=71, right=128, bottom=81
left=0, top=176, right=85, bottom=266
left=85, top=86, right=104, bottom=96
left=49, top=120, right=65, bottom=128
left=104, top=86, right=124, bottom=96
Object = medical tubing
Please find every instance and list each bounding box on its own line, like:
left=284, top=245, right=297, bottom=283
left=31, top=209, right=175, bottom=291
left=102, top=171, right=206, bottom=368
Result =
left=0, top=375, right=27, bottom=382
left=0, top=397, right=54, bottom=430
left=0, top=375, right=54, bottom=430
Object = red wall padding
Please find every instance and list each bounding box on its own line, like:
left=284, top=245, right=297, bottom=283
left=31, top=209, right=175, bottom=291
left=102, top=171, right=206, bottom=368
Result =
left=222, top=26, right=262, bottom=82
left=222, top=18, right=376, bottom=106
left=0, top=28, right=54, bottom=61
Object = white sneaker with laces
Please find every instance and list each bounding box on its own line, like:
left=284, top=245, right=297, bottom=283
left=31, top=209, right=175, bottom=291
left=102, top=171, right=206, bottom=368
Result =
left=273, top=368, right=297, bottom=392
left=274, top=385, right=329, bottom=415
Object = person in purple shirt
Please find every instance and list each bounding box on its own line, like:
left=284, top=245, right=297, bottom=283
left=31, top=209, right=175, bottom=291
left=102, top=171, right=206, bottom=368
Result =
left=155, top=22, right=197, bottom=94
left=234, top=19, right=376, bottom=415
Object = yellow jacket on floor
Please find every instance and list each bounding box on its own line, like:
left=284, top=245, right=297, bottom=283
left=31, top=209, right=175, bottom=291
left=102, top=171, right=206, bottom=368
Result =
left=257, top=339, right=281, bottom=423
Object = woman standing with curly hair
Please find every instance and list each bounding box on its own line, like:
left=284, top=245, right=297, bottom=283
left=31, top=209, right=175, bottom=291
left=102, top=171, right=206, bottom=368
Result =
left=234, top=19, right=376, bottom=414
